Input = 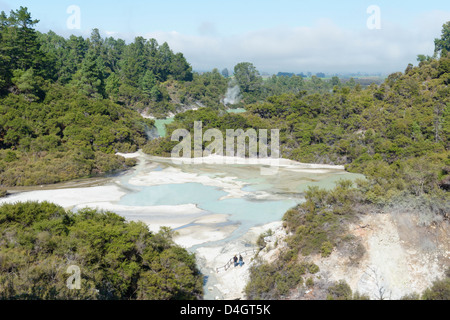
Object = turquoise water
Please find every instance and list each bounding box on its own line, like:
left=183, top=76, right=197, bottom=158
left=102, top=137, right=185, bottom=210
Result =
left=119, top=178, right=299, bottom=254
left=119, top=182, right=298, bottom=226
left=117, top=159, right=363, bottom=246
left=154, top=118, right=174, bottom=137
left=116, top=154, right=364, bottom=257
left=200, top=198, right=297, bottom=224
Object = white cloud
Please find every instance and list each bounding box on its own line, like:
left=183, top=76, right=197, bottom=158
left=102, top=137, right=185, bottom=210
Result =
left=105, top=31, right=119, bottom=36
left=105, top=11, right=450, bottom=74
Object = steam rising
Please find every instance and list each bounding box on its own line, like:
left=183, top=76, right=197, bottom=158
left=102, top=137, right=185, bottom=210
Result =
left=223, top=83, right=241, bottom=106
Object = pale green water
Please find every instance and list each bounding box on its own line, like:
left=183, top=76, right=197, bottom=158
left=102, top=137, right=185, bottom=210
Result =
left=154, top=118, right=174, bottom=137
left=227, top=108, right=247, bottom=113
left=153, top=108, right=246, bottom=138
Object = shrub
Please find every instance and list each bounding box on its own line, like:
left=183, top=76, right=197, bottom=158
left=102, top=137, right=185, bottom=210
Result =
left=0, top=202, right=203, bottom=300
left=320, top=241, right=334, bottom=257
left=421, top=268, right=450, bottom=300
left=327, top=280, right=353, bottom=300
left=256, top=229, right=273, bottom=248
left=305, top=278, right=314, bottom=288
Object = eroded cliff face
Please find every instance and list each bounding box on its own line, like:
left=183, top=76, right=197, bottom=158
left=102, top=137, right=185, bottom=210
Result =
left=257, top=212, right=449, bottom=300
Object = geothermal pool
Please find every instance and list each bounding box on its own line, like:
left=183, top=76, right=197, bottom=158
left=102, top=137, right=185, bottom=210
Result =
left=0, top=151, right=364, bottom=299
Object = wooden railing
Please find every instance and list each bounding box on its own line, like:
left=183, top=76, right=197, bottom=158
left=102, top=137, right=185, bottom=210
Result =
left=215, top=248, right=261, bottom=273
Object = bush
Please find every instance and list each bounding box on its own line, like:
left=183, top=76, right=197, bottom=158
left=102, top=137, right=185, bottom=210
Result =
left=305, top=278, right=314, bottom=288
left=421, top=268, right=450, bottom=300
left=352, top=291, right=371, bottom=300
left=256, top=229, right=273, bottom=248
left=327, top=280, right=353, bottom=300
left=400, top=292, right=421, bottom=300
left=307, top=263, right=320, bottom=274
left=0, top=202, right=203, bottom=300
left=320, top=241, right=334, bottom=257
left=245, top=260, right=307, bottom=300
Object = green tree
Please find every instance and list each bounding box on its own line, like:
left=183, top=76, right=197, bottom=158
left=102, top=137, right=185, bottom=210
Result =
left=140, top=70, right=157, bottom=97
left=105, top=72, right=120, bottom=100
left=435, top=21, right=450, bottom=56
left=120, top=36, right=147, bottom=84
left=170, top=52, right=193, bottom=81
left=72, top=50, right=105, bottom=99
left=5, top=7, right=44, bottom=72
left=87, top=28, right=104, bottom=57
left=221, top=68, right=229, bottom=78
left=156, top=42, right=174, bottom=81
left=0, top=7, right=47, bottom=87
left=0, top=31, right=10, bottom=90
left=103, top=37, right=125, bottom=74
left=233, top=62, right=262, bottom=94
left=11, top=67, right=44, bottom=101
left=330, top=76, right=341, bottom=87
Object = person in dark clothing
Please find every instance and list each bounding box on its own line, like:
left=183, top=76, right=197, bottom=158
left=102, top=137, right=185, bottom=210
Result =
left=233, top=255, right=238, bottom=267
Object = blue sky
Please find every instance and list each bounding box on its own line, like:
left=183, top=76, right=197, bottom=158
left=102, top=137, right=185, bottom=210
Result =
left=2, top=1, right=450, bottom=74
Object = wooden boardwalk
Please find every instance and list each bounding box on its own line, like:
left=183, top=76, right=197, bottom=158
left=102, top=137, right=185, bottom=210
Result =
left=215, top=248, right=261, bottom=273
